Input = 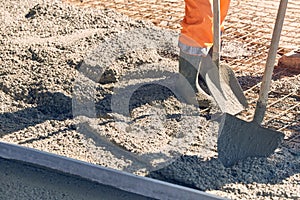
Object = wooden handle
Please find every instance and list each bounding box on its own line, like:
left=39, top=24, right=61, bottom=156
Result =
left=253, top=0, right=288, bottom=124
left=212, top=0, right=220, bottom=67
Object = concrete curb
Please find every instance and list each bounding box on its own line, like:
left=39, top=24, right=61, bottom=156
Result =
left=0, top=141, right=227, bottom=200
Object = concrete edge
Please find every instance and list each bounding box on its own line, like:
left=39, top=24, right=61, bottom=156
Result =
left=0, top=141, right=228, bottom=200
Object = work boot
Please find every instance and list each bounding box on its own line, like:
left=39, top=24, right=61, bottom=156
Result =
left=177, top=50, right=213, bottom=108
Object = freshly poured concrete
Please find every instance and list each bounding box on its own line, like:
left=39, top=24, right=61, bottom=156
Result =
left=0, top=0, right=299, bottom=199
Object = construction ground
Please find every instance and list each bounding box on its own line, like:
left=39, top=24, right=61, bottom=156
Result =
left=0, top=0, right=299, bottom=199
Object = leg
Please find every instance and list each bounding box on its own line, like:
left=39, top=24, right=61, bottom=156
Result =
left=177, top=50, right=212, bottom=108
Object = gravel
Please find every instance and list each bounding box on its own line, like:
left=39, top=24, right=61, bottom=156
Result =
left=0, top=0, right=299, bottom=199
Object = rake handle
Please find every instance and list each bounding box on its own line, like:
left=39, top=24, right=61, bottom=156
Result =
left=212, top=0, right=220, bottom=67
left=253, top=0, right=288, bottom=124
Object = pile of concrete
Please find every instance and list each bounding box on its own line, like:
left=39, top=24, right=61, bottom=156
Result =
left=0, top=0, right=299, bottom=199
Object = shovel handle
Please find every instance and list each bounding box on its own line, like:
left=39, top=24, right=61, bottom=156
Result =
left=253, top=0, right=288, bottom=124
left=212, top=0, right=220, bottom=67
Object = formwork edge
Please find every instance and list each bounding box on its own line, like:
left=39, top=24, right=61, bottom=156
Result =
left=0, top=141, right=227, bottom=200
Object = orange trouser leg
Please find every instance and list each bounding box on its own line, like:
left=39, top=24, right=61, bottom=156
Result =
left=179, top=0, right=231, bottom=55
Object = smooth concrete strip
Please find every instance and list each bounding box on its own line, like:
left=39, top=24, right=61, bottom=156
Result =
left=0, top=141, right=227, bottom=200
left=0, top=158, right=151, bottom=200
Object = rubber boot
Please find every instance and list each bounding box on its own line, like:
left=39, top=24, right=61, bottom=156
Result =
left=177, top=51, right=213, bottom=108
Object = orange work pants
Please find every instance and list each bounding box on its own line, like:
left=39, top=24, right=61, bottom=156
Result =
left=179, top=0, right=231, bottom=55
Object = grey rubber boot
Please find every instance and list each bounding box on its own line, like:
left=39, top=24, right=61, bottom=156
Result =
left=177, top=50, right=213, bottom=108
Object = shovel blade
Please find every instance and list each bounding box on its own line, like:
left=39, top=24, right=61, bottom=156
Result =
left=200, top=56, right=248, bottom=115
left=219, top=64, right=248, bottom=108
left=217, top=113, right=284, bottom=167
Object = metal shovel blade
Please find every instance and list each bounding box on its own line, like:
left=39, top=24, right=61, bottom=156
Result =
left=200, top=56, right=248, bottom=115
left=219, top=64, right=248, bottom=108
left=217, top=113, right=284, bottom=167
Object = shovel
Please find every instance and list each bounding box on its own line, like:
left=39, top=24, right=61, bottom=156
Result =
left=217, top=0, right=287, bottom=167
left=199, top=0, right=248, bottom=115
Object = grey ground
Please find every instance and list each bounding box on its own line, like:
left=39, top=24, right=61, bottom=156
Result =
left=0, top=0, right=299, bottom=199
